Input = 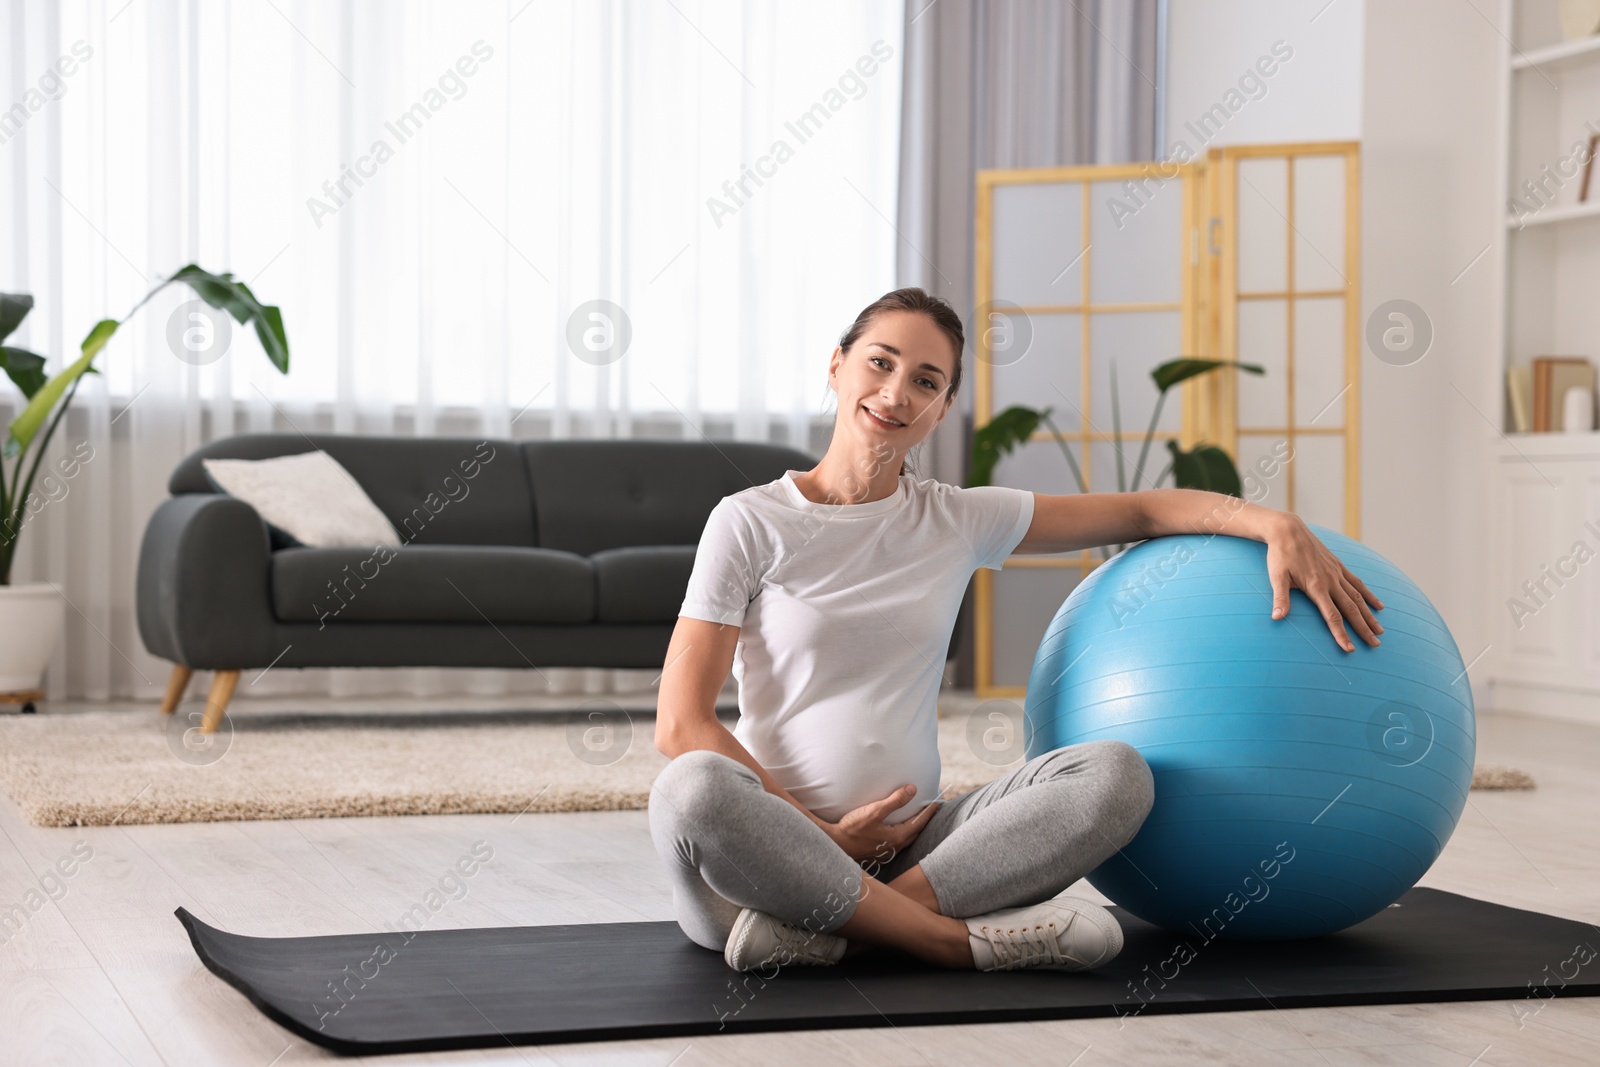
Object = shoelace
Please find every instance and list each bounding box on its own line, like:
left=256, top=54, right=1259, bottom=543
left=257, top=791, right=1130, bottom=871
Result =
left=977, top=912, right=1077, bottom=970
left=769, top=919, right=834, bottom=964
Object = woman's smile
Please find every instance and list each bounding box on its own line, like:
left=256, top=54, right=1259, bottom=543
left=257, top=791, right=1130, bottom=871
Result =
left=862, top=404, right=906, bottom=430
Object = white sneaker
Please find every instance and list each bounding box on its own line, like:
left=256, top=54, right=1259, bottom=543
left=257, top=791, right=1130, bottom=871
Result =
left=724, top=906, right=848, bottom=971
left=964, top=897, right=1124, bottom=972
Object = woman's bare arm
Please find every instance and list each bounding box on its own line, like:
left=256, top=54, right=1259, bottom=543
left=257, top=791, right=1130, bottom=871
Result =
left=1016, top=488, right=1280, bottom=553
left=654, top=616, right=833, bottom=833
left=1017, top=488, right=1382, bottom=650
left=1013, top=491, right=1148, bottom=554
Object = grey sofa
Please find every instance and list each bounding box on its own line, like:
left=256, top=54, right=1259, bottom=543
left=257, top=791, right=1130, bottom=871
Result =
left=137, top=433, right=813, bottom=731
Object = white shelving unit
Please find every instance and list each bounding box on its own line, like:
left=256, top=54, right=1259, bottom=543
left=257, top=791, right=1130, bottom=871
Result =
left=1509, top=30, right=1600, bottom=71
left=1497, top=1, right=1600, bottom=404
left=1489, top=0, right=1600, bottom=723
left=1506, top=199, right=1600, bottom=227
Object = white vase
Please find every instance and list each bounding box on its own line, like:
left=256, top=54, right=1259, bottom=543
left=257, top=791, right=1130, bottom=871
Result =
left=1563, top=385, right=1596, bottom=433
left=0, top=582, right=66, bottom=691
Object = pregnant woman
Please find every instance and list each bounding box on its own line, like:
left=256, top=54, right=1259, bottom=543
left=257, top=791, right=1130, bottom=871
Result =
left=649, top=287, right=1384, bottom=974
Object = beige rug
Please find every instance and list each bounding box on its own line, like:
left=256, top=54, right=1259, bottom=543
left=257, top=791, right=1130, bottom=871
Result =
left=0, top=708, right=1535, bottom=828
left=1469, top=764, right=1538, bottom=790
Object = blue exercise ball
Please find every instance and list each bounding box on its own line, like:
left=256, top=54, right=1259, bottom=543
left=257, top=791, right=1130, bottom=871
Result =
left=1025, top=523, right=1475, bottom=940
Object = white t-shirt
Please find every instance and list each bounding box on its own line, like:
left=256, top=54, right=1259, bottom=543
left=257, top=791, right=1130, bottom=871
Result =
left=678, top=469, right=1035, bottom=826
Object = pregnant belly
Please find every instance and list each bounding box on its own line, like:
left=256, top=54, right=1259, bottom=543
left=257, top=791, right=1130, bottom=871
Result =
left=767, top=738, right=942, bottom=827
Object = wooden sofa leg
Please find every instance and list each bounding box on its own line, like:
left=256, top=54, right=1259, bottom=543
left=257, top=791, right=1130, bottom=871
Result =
left=201, top=670, right=240, bottom=734
left=161, top=665, right=194, bottom=715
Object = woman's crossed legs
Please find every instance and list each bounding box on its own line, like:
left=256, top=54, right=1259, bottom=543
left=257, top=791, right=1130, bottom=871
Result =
left=647, top=739, right=1154, bottom=967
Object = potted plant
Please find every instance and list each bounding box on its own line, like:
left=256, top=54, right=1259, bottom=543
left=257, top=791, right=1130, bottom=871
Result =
left=0, top=265, right=289, bottom=702
left=969, top=357, right=1264, bottom=561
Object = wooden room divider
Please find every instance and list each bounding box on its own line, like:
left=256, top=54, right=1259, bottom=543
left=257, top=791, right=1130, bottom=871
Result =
left=973, top=141, right=1362, bottom=697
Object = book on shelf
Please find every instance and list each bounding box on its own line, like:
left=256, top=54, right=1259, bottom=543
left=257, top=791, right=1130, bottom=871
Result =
left=1532, top=356, right=1596, bottom=431
left=1507, top=364, right=1532, bottom=433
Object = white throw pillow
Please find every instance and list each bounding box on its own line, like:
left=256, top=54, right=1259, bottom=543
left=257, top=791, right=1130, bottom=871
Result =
left=202, top=451, right=402, bottom=549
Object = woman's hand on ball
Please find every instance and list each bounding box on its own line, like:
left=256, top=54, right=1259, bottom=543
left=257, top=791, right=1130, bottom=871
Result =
left=1266, top=514, right=1385, bottom=652
left=823, top=784, right=942, bottom=864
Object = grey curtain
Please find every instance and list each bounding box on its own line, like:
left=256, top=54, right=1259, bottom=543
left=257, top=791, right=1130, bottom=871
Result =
left=897, top=0, right=1161, bottom=683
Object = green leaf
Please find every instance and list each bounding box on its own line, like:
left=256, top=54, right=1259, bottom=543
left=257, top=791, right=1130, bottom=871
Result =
left=970, top=405, right=1047, bottom=487
left=1150, top=358, right=1266, bottom=393
left=1166, top=440, right=1244, bottom=497
left=170, top=265, right=289, bottom=373
left=0, top=264, right=290, bottom=466
left=1130, top=388, right=1168, bottom=493
left=6, top=319, right=118, bottom=457
left=0, top=346, right=48, bottom=398
left=251, top=302, right=288, bottom=374
left=0, top=294, right=32, bottom=347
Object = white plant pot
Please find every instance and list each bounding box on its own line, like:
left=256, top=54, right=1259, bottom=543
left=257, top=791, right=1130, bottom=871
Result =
left=0, top=582, right=66, bottom=692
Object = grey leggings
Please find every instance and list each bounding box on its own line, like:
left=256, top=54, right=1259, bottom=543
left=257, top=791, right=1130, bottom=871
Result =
left=647, top=739, right=1155, bottom=952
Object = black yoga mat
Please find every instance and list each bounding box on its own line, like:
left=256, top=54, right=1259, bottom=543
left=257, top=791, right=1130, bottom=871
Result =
left=177, top=887, right=1600, bottom=1056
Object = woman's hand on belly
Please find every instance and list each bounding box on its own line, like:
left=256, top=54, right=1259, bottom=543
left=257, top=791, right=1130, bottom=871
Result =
left=819, top=783, right=942, bottom=864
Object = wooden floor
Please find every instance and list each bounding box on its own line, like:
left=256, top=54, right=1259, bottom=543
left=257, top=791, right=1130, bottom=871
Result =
left=2, top=696, right=1597, bottom=1066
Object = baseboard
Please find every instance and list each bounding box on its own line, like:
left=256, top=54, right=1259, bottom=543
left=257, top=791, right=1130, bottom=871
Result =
left=1485, top=679, right=1600, bottom=727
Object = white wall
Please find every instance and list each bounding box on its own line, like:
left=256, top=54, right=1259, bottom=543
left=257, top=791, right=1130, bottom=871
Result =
left=1164, top=1, right=1500, bottom=711
left=1357, top=1, right=1500, bottom=710
left=1164, top=0, right=1364, bottom=153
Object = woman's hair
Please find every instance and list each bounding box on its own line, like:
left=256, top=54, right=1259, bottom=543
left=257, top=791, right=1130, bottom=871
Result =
left=836, top=287, right=965, bottom=477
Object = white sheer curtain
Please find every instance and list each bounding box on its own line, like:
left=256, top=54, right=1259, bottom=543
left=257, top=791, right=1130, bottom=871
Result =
left=894, top=0, right=1159, bottom=685
left=1, top=0, right=903, bottom=703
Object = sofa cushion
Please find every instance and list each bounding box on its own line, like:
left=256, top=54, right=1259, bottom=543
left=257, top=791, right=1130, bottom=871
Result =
left=520, top=439, right=815, bottom=554
left=202, top=451, right=402, bottom=549
left=171, top=435, right=536, bottom=548
left=271, top=545, right=593, bottom=624
left=591, top=546, right=698, bottom=623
